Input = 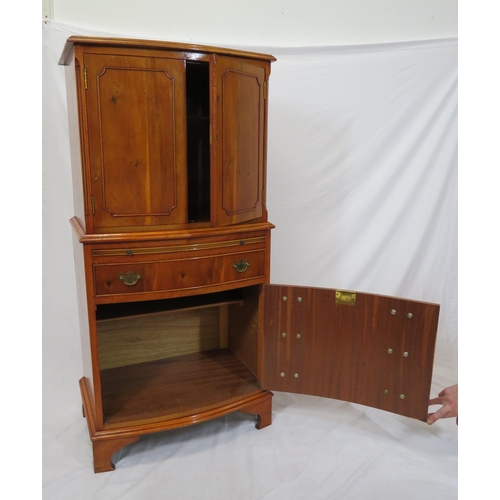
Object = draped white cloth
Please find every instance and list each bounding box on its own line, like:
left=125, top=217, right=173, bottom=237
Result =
left=43, top=21, right=457, bottom=499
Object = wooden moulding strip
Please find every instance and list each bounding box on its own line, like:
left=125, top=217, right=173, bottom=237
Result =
left=69, top=216, right=275, bottom=244
left=80, top=377, right=98, bottom=438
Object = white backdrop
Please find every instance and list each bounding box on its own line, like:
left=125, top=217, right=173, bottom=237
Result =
left=42, top=21, right=457, bottom=500
left=48, top=0, right=458, bottom=47
left=266, top=41, right=458, bottom=372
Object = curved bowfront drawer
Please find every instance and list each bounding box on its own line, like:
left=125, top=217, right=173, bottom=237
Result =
left=93, top=248, right=266, bottom=299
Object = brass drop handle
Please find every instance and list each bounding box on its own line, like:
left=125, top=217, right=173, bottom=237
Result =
left=119, top=270, right=141, bottom=286
left=232, top=259, right=250, bottom=273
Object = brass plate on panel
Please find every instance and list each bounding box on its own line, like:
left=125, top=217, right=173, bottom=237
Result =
left=335, top=290, right=356, bottom=306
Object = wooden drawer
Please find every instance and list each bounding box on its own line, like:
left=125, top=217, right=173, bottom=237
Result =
left=94, top=248, right=267, bottom=299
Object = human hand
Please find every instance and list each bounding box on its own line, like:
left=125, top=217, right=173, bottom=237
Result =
left=427, top=384, right=458, bottom=425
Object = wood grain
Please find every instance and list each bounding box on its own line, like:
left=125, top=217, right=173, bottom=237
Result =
left=97, top=307, right=221, bottom=369
left=100, top=349, right=263, bottom=427
left=261, top=285, right=439, bottom=421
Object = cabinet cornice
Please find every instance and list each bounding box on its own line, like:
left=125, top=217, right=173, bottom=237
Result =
left=59, top=36, right=277, bottom=66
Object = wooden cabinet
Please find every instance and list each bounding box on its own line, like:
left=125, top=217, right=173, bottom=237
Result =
left=60, top=37, right=270, bottom=234
left=60, top=37, right=439, bottom=473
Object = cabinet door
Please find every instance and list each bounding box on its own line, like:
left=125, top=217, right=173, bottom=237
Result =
left=212, top=56, right=268, bottom=226
left=83, top=53, right=188, bottom=231
left=260, top=284, right=439, bottom=421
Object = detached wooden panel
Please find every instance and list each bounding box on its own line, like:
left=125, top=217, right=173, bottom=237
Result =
left=261, top=285, right=439, bottom=421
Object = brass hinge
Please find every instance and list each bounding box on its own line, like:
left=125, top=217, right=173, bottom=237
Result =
left=84, top=68, right=88, bottom=90
left=91, top=195, right=95, bottom=214
left=263, top=81, right=267, bottom=100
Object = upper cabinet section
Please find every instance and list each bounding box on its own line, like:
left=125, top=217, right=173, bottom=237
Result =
left=60, top=37, right=275, bottom=234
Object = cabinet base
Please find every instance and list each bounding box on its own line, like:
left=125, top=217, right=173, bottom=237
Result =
left=79, top=378, right=273, bottom=473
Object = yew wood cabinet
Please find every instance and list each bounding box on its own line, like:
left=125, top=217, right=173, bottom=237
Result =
left=60, top=37, right=439, bottom=473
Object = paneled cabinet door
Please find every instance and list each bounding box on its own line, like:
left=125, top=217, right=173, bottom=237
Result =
left=83, top=53, right=188, bottom=232
left=212, top=56, right=269, bottom=226
left=260, top=284, right=439, bottom=421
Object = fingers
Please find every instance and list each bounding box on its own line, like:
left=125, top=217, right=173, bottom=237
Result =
left=429, top=397, right=443, bottom=406
left=427, top=409, right=442, bottom=425
left=428, top=384, right=459, bottom=424
left=427, top=406, right=446, bottom=425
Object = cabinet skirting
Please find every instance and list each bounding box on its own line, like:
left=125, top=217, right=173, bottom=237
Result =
left=80, top=377, right=273, bottom=473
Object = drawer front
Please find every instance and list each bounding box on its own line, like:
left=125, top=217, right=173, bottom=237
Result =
left=94, top=248, right=266, bottom=298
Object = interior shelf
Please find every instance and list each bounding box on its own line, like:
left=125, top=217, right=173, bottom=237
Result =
left=100, top=349, right=262, bottom=429
left=96, top=290, right=245, bottom=321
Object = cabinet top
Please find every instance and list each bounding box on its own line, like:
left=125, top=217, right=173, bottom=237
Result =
left=59, top=36, right=276, bottom=65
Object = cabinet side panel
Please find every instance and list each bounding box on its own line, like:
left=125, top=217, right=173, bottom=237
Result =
left=72, top=230, right=95, bottom=407
left=65, top=53, right=86, bottom=229
left=260, top=284, right=288, bottom=388
left=227, top=286, right=260, bottom=377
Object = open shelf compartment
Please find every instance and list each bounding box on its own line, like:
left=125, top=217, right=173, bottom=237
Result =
left=101, top=349, right=262, bottom=428
left=96, top=286, right=263, bottom=429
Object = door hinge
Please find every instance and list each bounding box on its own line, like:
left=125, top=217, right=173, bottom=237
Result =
left=91, top=195, right=95, bottom=214
left=84, top=68, right=88, bottom=90
left=263, top=81, right=267, bottom=100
